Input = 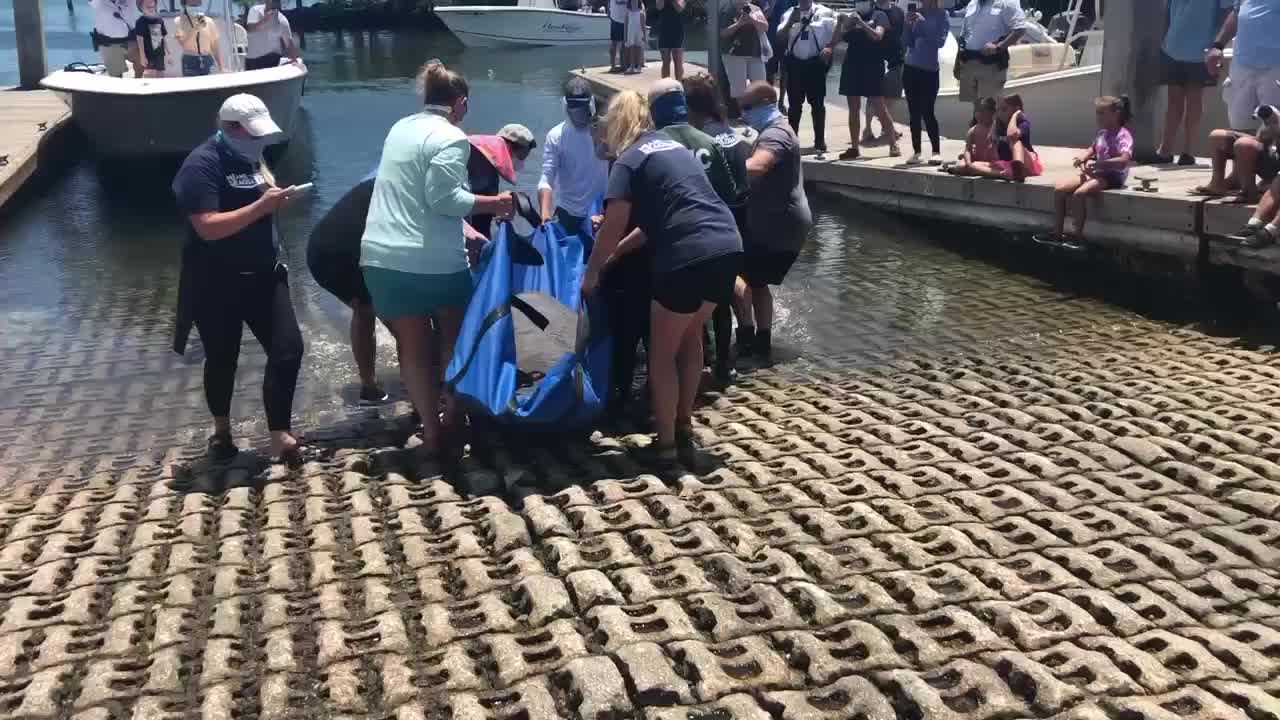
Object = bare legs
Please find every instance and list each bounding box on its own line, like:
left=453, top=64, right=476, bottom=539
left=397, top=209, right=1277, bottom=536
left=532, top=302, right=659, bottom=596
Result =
left=1158, top=84, right=1204, bottom=159
left=350, top=298, right=378, bottom=388
left=1052, top=173, right=1107, bottom=238
left=660, top=48, right=684, bottom=80
left=1159, top=84, right=1186, bottom=158
left=649, top=300, right=717, bottom=449
left=385, top=306, right=464, bottom=453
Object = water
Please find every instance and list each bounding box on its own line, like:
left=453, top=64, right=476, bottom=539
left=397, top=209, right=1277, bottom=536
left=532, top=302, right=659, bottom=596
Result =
left=0, top=23, right=1240, bottom=464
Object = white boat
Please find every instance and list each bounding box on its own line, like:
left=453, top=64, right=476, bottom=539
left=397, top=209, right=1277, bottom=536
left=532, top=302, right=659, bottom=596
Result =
left=435, top=0, right=612, bottom=48
left=40, top=0, right=306, bottom=156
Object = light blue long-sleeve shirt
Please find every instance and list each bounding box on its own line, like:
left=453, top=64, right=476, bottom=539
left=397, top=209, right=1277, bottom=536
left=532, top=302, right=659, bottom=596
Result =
left=537, top=119, right=608, bottom=219
left=905, top=7, right=951, bottom=70
left=360, top=110, right=476, bottom=276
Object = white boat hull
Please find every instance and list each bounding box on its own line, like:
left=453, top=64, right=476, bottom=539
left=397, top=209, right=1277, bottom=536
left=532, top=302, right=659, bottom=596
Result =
left=41, top=64, right=307, bottom=157
left=435, top=6, right=612, bottom=47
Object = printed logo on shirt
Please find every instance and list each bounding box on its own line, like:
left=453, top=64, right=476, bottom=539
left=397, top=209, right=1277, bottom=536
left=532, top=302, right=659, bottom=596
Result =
left=636, top=137, right=683, bottom=155
left=226, top=172, right=265, bottom=189
left=713, top=132, right=744, bottom=150
left=695, top=148, right=712, bottom=170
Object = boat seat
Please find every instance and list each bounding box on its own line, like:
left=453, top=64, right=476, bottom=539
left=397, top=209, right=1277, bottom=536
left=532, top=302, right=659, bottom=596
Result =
left=232, top=23, right=248, bottom=72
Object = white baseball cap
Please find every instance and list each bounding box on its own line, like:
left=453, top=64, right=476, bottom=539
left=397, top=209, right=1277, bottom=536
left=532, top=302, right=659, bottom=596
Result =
left=218, top=94, right=282, bottom=138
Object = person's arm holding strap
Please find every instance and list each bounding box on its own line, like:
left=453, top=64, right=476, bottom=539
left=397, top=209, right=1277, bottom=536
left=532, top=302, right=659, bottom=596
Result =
left=537, top=129, right=559, bottom=222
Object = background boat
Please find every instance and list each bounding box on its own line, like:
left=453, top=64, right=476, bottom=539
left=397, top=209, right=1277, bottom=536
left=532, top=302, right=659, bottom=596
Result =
left=39, top=0, right=307, bottom=157
left=434, top=0, right=611, bottom=47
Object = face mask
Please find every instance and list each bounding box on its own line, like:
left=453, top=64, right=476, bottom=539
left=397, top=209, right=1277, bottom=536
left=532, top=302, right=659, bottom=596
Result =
left=567, top=106, right=593, bottom=129
left=218, top=129, right=269, bottom=161
left=743, top=104, right=782, bottom=132
left=650, top=91, right=689, bottom=129
left=513, top=156, right=526, bottom=172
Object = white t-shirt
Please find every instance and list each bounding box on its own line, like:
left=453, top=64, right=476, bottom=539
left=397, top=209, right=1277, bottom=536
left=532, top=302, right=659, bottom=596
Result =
left=246, top=5, right=292, bottom=59
left=90, top=0, right=135, bottom=39
left=609, top=0, right=628, bottom=24
left=779, top=3, right=837, bottom=60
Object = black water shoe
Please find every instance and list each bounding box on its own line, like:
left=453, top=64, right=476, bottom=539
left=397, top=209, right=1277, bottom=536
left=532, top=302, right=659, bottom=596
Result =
left=207, top=433, right=238, bottom=462
left=359, top=383, right=389, bottom=404
left=1177, top=153, right=1196, bottom=166
left=1242, top=225, right=1277, bottom=249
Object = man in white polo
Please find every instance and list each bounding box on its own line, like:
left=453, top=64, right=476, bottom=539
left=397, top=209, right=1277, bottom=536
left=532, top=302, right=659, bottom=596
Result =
left=244, top=0, right=299, bottom=71
left=89, top=0, right=139, bottom=77
left=954, top=0, right=1025, bottom=113
left=1207, top=0, right=1280, bottom=131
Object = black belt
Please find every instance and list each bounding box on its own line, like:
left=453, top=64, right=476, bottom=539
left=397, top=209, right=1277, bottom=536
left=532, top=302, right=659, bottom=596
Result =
left=958, top=47, right=1011, bottom=70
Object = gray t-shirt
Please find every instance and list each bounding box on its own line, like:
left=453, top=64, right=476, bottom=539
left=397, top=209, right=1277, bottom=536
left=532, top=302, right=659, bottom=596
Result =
left=747, top=119, right=812, bottom=253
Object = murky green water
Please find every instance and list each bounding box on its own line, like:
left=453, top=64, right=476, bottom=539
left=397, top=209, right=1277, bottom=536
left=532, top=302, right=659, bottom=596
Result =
left=0, top=24, right=1242, bottom=464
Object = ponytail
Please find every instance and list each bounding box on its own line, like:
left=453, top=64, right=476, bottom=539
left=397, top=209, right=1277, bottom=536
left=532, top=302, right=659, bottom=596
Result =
left=417, top=60, right=468, bottom=108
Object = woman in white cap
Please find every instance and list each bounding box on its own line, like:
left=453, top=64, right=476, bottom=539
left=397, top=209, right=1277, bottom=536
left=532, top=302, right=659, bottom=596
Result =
left=466, top=123, right=536, bottom=240
left=171, top=93, right=306, bottom=462
left=361, top=61, right=514, bottom=458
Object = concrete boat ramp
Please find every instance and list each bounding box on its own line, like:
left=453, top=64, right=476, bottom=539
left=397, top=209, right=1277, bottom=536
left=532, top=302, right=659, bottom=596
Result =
left=573, top=64, right=1279, bottom=278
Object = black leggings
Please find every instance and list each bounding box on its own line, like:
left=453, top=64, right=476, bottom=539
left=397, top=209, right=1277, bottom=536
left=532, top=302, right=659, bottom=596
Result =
left=903, top=64, right=941, bottom=155
left=785, top=55, right=829, bottom=149
left=194, top=270, right=304, bottom=431
left=607, top=286, right=650, bottom=413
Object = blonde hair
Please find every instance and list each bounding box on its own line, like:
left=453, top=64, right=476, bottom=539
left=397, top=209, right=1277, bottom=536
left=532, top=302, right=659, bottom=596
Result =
left=605, top=91, right=654, bottom=155
left=416, top=59, right=468, bottom=107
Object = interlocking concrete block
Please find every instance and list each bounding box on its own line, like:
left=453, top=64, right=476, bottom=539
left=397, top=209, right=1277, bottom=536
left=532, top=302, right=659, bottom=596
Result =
left=668, top=636, right=802, bottom=702
left=553, top=655, right=634, bottom=720
left=613, top=641, right=694, bottom=706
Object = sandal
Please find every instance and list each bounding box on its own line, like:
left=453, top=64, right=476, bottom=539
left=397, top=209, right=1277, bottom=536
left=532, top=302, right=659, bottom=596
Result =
left=207, top=432, right=238, bottom=462
left=1190, top=185, right=1232, bottom=197
left=1223, top=191, right=1263, bottom=205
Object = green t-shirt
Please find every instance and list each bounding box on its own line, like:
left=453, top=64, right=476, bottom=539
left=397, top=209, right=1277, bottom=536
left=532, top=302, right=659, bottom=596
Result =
left=660, top=123, right=745, bottom=209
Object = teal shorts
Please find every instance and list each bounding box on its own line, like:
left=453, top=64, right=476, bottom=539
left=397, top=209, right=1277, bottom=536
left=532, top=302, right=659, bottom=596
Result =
left=361, top=266, right=475, bottom=320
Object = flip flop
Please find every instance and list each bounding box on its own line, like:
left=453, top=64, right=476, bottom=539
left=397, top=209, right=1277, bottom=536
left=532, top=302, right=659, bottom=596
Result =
left=1190, top=185, right=1232, bottom=197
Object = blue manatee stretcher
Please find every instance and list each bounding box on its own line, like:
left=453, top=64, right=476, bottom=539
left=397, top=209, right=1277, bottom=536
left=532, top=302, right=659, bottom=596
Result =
left=445, top=212, right=611, bottom=429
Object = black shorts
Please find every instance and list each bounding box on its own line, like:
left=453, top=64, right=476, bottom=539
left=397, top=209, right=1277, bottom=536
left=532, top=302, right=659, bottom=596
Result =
left=742, top=246, right=799, bottom=288
left=245, top=52, right=282, bottom=71
left=1160, top=51, right=1215, bottom=88
left=658, top=20, right=683, bottom=50
left=653, top=253, right=742, bottom=314
left=1224, top=130, right=1280, bottom=181
left=611, top=20, right=625, bottom=43
left=839, top=59, right=885, bottom=98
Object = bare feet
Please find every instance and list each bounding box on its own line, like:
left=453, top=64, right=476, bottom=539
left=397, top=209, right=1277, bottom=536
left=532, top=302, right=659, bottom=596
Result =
left=270, top=431, right=302, bottom=463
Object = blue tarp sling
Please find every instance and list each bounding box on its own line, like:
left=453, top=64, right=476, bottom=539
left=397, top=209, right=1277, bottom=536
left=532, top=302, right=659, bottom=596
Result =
left=445, top=213, right=611, bottom=429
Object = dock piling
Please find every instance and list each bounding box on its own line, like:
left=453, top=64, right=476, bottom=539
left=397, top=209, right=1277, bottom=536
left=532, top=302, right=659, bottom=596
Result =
left=1099, top=0, right=1166, bottom=163
left=13, top=0, right=48, bottom=90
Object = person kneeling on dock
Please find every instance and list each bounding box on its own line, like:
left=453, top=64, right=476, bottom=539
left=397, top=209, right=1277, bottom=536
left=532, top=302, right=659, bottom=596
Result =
left=1193, top=106, right=1280, bottom=205
left=172, top=94, right=304, bottom=462
left=735, top=81, right=811, bottom=366
left=1037, top=95, right=1134, bottom=251
left=943, top=94, right=1040, bottom=182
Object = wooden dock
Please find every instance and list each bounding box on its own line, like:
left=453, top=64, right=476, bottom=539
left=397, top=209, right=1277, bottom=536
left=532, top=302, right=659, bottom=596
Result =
left=0, top=88, right=71, bottom=214
left=573, top=64, right=1277, bottom=276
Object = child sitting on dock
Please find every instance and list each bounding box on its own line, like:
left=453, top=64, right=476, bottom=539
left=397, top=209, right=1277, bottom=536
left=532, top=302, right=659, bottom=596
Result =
left=624, top=0, right=646, bottom=75
left=943, top=95, right=1041, bottom=182
left=942, top=96, right=997, bottom=175
left=1037, top=95, right=1134, bottom=251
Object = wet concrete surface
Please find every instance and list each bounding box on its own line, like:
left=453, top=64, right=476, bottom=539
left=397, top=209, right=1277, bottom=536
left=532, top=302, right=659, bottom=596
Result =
left=2, top=198, right=1280, bottom=718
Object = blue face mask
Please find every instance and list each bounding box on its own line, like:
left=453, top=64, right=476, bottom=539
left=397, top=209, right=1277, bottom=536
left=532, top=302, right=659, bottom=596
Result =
left=743, top=104, right=782, bottom=132
left=218, top=129, right=268, bottom=161
left=650, top=91, right=689, bottom=129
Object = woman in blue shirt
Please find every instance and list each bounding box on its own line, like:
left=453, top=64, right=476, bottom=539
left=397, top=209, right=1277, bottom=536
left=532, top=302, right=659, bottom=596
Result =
left=1156, top=0, right=1226, bottom=165
left=360, top=62, right=514, bottom=456
left=902, top=0, right=951, bottom=165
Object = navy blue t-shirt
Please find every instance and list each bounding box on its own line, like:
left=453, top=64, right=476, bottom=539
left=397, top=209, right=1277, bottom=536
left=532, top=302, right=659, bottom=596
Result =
left=172, top=134, right=278, bottom=274
left=605, top=131, right=742, bottom=275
